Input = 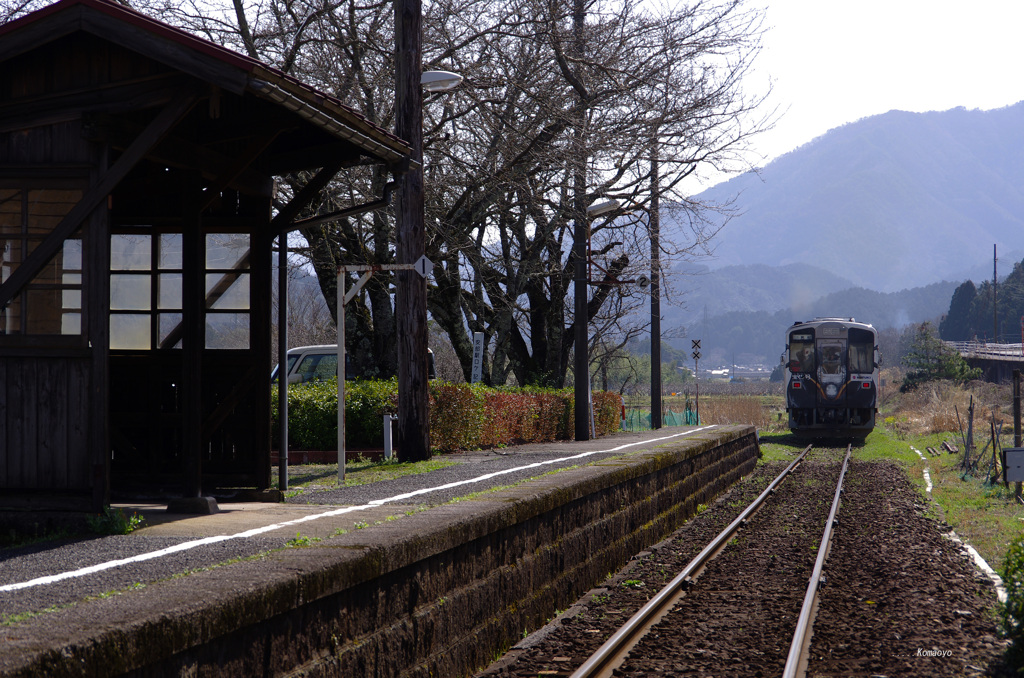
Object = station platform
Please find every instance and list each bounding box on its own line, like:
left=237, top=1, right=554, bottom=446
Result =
left=0, top=424, right=758, bottom=677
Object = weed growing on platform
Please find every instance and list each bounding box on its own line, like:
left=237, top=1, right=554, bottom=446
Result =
left=286, top=532, right=321, bottom=547
left=273, top=457, right=459, bottom=496
left=1, top=605, right=62, bottom=627
left=87, top=507, right=145, bottom=535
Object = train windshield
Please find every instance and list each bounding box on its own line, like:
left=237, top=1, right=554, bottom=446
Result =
left=817, top=340, right=845, bottom=374
left=849, top=328, right=874, bottom=373
left=789, top=332, right=814, bottom=372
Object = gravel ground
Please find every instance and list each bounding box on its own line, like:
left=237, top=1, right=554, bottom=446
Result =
left=284, top=432, right=694, bottom=506
left=479, top=452, right=1010, bottom=677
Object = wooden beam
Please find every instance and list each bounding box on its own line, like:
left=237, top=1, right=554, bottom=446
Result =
left=81, top=114, right=271, bottom=196
left=269, top=160, right=345, bottom=233
left=0, top=75, right=187, bottom=135
left=0, top=5, right=82, bottom=65
left=197, top=132, right=282, bottom=212
left=0, top=90, right=199, bottom=311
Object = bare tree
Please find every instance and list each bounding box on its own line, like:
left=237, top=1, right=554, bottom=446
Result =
left=3, top=0, right=770, bottom=389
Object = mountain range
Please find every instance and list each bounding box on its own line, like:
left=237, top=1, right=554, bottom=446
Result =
left=683, top=102, right=1024, bottom=293
left=656, top=102, right=1024, bottom=362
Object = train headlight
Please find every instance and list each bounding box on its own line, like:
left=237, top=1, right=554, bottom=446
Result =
left=825, top=384, right=838, bottom=398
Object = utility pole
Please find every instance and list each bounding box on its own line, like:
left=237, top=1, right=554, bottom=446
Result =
left=572, top=0, right=590, bottom=441
left=394, top=0, right=430, bottom=460
left=994, top=244, right=999, bottom=343
left=650, top=142, right=662, bottom=429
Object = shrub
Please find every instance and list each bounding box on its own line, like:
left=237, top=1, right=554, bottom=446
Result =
left=1002, top=534, right=1024, bottom=668
left=272, top=379, right=623, bottom=452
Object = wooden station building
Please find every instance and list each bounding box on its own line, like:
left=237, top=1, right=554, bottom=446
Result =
left=0, top=0, right=410, bottom=511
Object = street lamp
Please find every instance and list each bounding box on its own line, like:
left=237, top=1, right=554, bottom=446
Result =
left=574, top=198, right=620, bottom=441
left=421, top=70, right=463, bottom=92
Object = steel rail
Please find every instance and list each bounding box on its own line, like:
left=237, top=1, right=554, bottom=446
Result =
left=570, top=444, right=814, bottom=678
left=782, top=443, right=853, bottom=678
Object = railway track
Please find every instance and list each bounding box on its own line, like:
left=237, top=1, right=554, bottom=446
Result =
left=480, top=445, right=1005, bottom=677
left=570, top=444, right=850, bottom=678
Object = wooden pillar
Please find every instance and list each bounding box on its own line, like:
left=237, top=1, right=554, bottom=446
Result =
left=181, top=174, right=204, bottom=499
left=88, top=148, right=111, bottom=511
left=252, top=211, right=273, bottom=490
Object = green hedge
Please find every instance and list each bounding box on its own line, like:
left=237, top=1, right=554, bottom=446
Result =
left=271, top=379, right=623, bottom=452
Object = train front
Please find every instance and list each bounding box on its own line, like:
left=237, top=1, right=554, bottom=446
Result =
left=784, top=319, right=879, bottom=438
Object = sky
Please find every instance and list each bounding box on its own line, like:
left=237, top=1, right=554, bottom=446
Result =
left=733, top=0, right=1024, bottom=176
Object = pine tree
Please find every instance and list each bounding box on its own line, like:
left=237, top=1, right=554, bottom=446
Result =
left=900, top=322, right=981, bottom=392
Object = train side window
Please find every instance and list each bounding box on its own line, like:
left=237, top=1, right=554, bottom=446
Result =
left=789, top=334, right=814, bottom=372
left=848, top=328, right=875, bottom=374
left=849, top=342, right=873, bottom=373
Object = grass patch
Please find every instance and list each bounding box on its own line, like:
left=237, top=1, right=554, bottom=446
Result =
left=87, top=507, right=146, bottom=535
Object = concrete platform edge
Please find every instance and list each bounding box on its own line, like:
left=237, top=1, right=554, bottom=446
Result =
left=0, top=425, right=759, bottom=678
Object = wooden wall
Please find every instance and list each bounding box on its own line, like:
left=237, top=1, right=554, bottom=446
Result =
left=0, top=355, right=93, bottom=508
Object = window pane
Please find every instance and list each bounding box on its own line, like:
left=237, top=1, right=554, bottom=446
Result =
left=62, top=289, right=81, bottom=310
left=111, top=273, right=151, bottom=310
left=111, top=234, right=151, bottom=271
left=111, top=314, right=151, bottom=350
left=206, top=233, right=250, bottom=269
left=295, top=353, right=338, bottom=382
left=159, top=234, right=182, bottom=270
left=206, top=313, right=249, bottom=349
left=789, top=339, right=814, bottom=372
left=62, top=238, right=82, bottom=271
left=206, top=273, right=249, bottom=310
left=62, top=312, right=81, bottom=335
left=1, top=239, right=20, bottom=277
left=159, top=273, right=182, bottom=310
left=0, top=297, right=19, bottom=334
left=159, top=313, right=183, bottom=349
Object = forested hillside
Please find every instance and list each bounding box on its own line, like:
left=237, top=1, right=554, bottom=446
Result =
left=683, top=103, right=1024, bottom=292
left=940, top=258, right=1024, bottom=343
left=673, top=280, right=957, bottom=365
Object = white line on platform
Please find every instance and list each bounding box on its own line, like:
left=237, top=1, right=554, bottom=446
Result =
left=1, top=425, right=719, bottom=593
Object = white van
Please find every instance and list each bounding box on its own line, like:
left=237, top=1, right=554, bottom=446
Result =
left=271, top=345, right=339, bottom=384
left=271, top=345, right=435, bottom=384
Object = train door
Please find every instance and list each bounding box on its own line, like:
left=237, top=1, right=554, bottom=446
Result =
left=816, top=337, right=848, bottom=419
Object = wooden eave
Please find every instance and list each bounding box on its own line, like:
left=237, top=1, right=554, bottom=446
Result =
left=0, top=0, right=412, bottom=170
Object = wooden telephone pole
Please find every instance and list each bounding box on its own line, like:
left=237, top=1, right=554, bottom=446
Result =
left=394, top=0, right=430, bottom=460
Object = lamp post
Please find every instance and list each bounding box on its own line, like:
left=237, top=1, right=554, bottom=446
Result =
left=574, top=198, right=620, bottom=441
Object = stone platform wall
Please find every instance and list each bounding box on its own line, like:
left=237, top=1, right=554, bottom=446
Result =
left=15, top=426, right=759, bottom=677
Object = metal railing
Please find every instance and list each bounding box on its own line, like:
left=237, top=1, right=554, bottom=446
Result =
left=946, top=341, right=1024, bottom=358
